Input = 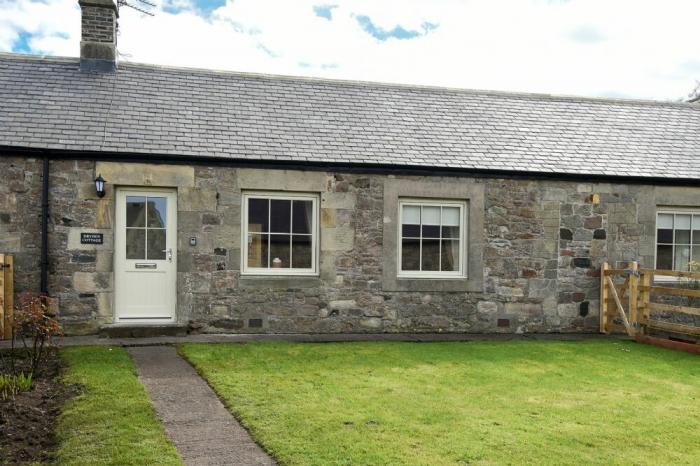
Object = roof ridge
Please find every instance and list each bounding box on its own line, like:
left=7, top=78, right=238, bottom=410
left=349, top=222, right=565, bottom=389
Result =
left=1, top=51, right=697, bottom=110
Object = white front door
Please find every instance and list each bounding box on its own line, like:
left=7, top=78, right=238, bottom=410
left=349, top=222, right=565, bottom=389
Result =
left=114, top=188, right=177, bottom=323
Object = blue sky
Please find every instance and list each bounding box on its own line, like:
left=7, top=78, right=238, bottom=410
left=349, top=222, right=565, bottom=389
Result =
left=11, top=31, right=33, bottom=53
left=163, top=0, right=226, bottom=15
left=1, top=0, right=700, bottom=101
left=313, top=4, right=336, bottom=21
left=355, top=15, right=438, bottom=41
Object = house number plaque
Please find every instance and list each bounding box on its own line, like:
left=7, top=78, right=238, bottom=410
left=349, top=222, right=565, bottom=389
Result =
left=80, top=233, right=104, bottom=245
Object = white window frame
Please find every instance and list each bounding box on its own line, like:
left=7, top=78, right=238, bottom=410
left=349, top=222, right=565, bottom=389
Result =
left=241, top=191, right=319, bottom=276
left=654, top=209, right=700, bottom=282
left=397, top=199, right=467, bottom=279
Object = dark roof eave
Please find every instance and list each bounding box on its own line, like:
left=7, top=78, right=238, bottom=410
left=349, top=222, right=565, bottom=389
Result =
left=1, top=144, right=699, bottom=187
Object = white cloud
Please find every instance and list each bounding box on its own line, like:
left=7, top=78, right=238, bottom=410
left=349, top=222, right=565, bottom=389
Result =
left=0, top=0, right=78, bottom=54
left=1, top=0, right=700, bottom=100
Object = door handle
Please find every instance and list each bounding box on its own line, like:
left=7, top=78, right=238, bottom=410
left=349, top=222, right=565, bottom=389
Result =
left=162, top=248, right=173, bottom=262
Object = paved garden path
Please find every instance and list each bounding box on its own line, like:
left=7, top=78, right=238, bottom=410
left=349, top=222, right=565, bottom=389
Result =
left=128, top=346, right=276, bottom=466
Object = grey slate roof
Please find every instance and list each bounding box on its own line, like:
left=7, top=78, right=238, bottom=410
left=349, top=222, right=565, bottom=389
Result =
left=1, top=53, right=700, bottom=179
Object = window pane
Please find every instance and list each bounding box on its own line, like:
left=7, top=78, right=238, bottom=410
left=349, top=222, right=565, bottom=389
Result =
left=291, top=235, right=312, bottom=268
left=442, top=207, right=460, bottom=226
left=270, top=234, right=290, bottom=268
left=247, top=196, right=317, bottom=271
left=126, top=196, right=146, bottom=227
left=422, top=206, right=440, bottom=225
left=422, top=224, right=440, bottom=238
left=693, top=216, right=700, bottom=244
left=402, top=205, right=420, bottom=224
left=656, top=244, right=673, bottom=269
left=247, top=233, right=268, bottom=268
left=270, top=199, right=291, bottom=233
left=146, top=197, right=167, bottom=228
left=657, top=213, right=674, bottom=229
left=675, top=245, right=690, bottom=271
left=126, top=229, right=145, bottom=259
left=402, top=224, right=420, bottom=237
left=442, top=225, right=460, bottom=239
left=401, top=238, right=420, bottom=271
left=147, top=229, right=166, bottom=260
left=675, top=214, right=691, bottom=244
left=657, top=212, right=672, bottom=243
left=657, top=228, right=673, bottom=244
left=422, top=238, right=440, bottom=271
left=248, top=198, right=269, bottom=233
left=441, top=239, right=460, bottom=272
left=675, top=214, right=691, bottom=230
left=292, top=200, right=313, bottom=234
left=677, top=230, right=691, bottom=244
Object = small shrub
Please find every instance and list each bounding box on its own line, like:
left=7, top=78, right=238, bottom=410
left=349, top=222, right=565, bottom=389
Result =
left=682, top=260, right=700, bottom=307
left=12, top=295, right=63, bottom=375
left=0, top=372, right=33, bottom=400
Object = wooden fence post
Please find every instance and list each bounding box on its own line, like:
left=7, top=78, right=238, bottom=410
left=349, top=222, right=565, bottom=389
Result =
left=600, top=261, right=609, bottom=333
left=629, top=261, right=639, bottom=330
left=639, top=268, right=651, bottom=337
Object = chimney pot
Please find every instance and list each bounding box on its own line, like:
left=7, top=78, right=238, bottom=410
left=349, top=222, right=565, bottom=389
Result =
left=79, top=0, right=119, bottom=72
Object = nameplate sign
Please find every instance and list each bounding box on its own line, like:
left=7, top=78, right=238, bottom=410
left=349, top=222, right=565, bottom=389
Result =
left=80, top=233, right=104, bottom=245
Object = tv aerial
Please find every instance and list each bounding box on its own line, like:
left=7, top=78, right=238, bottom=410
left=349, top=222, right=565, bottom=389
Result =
left=117, top=0, right=156, bottom=16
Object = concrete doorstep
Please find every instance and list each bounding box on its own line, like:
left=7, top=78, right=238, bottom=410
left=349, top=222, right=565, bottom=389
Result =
left=128, top=346, right=276, bottom=466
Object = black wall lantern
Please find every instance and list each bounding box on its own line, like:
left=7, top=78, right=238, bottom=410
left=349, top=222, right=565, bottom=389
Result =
left=94, top=174, right=106, bottom=198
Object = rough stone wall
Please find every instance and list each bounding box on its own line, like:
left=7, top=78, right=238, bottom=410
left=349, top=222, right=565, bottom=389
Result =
left=47, top=160, right=112, bottom=334
left=483, top=180, right=561, bottom=332
left=0, top=156, right=43, bottom=298
left=3, top=156, right=698, bottom=335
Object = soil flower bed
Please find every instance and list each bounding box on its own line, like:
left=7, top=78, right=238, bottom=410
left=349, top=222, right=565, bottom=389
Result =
left=0, top=349, right=77, bottom=465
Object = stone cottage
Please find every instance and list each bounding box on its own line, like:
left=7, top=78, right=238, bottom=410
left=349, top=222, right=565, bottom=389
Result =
left=1, top=0, right=700, bottom=336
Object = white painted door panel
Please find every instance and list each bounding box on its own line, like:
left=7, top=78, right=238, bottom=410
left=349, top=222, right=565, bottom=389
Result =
left=114, top=188, right=177, bottom=322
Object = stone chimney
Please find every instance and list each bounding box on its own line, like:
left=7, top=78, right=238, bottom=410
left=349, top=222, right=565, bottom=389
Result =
left=79, top=0, right=118, bottom=72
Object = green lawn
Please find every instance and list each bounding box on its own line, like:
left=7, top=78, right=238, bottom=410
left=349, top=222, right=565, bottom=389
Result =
left=181, top=340, right=700, bottom=466
left=57, top=346, right=181, bottom=466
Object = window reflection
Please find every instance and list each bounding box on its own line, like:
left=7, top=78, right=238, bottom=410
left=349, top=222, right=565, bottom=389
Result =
left=400, top=202, right=463, bottom=274
left=245, top=196, right=315, bottom=271
left=125, top=195, right=167, bottom=261
left=656, top=212, right=700, bottom=271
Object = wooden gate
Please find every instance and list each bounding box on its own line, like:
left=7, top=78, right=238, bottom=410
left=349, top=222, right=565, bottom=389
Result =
left=601, top=262, right=700, bottom=353
left=0, top=254, right=14, bottom=340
